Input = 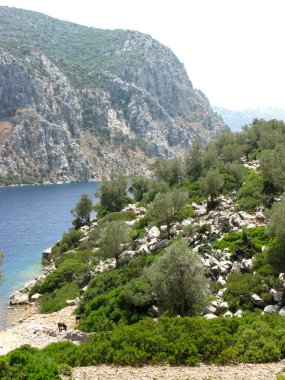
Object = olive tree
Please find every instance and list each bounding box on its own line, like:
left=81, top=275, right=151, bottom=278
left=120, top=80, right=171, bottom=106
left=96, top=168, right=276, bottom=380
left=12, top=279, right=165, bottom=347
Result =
left=148, top=189, right=188, bottom=239
left=144, top=240, right=207, bottom=316
left=71, top=193, right=93, bottom=227
left=199, top=168, right=224, bottom=203
left=260, top=146, right=285, bottom=192
left=95, top=175, right=128, bottom=214
left=267, top=201, right=285, bottom=271
left=99, top=220, right=130, bottom=267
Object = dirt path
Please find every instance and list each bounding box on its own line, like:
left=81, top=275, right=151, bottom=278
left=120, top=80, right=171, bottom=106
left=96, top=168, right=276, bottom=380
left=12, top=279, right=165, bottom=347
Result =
left=72, top=362, right=285, bottom=380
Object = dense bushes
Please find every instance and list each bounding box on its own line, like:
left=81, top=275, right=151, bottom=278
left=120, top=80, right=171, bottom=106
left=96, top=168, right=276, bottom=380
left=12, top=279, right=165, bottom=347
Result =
left=3, top=313, right=285, bottom=376
left=223, top=273, right=276, bottom=311
left=212, top=227, right=270, bottom=255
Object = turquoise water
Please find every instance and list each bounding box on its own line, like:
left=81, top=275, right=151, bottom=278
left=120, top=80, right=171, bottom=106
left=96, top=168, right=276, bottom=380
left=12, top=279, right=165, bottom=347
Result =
left=0, top=182, right=100, bottom=329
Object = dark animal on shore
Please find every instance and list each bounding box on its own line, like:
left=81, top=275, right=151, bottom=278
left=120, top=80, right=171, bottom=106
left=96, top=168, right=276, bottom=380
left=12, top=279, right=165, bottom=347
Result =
left=58, top=322, right=67, bottom=332
left=75, top=315, right=81, bottom=324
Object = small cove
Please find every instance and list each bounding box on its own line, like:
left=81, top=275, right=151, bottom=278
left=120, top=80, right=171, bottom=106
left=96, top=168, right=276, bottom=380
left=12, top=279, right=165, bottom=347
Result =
left=0, top=182, right=99, bottom=329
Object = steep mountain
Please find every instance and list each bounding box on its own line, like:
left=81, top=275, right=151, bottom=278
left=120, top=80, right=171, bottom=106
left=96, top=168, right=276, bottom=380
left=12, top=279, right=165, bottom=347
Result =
left=213, top=105, right=285, bottom=131
left=0, top=6, right=226, bottom=185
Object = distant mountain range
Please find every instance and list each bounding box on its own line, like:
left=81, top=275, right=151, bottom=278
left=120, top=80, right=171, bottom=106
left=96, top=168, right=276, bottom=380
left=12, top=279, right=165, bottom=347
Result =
left=0, top=6, right=226, bottom=185
left=213, top=105, right=285, bottom=131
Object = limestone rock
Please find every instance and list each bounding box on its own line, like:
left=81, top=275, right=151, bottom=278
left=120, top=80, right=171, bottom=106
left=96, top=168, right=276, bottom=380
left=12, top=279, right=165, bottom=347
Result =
left=264, top=304, right=280, bottom=314
left=148, top=226, right=161, bottom=240
left=251, top=293, right=265, bottom=307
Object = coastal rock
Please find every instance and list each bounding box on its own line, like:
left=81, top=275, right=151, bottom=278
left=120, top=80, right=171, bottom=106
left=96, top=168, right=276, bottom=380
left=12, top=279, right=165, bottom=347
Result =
left=10, top=291, right=30, bottom=305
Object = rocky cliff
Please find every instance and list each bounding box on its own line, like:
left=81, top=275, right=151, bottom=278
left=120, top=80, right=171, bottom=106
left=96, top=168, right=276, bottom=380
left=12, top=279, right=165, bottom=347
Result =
left=0, top=6, right=226, bottom=185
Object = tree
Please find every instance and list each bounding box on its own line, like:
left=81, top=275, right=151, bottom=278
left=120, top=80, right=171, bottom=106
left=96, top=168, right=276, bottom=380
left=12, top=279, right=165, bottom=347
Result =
left=185, top=141, right=203, bottom=181
left=148, top=189, right=188, bottom=239
left=143, top=180, right=170, bottom=203
left=260, top=146, right=285, bottom=192
left=129, top=175, right=149, bottom=202
left=144, top=240, right=207, bottom=316
left=224, top=162, right=245, bottom=190
left=266, top=201, right=285, bottom=272
left=267, top=201, right=285, bottom=246
left=99, top=221, right=130, bottom=267
left=151, top=158, right=183, bottom=187
left=95, top=175, right=128, bottom=214
left=71, top=194, right=93, bottom=227
left=199, top=168, right=224, bottom=203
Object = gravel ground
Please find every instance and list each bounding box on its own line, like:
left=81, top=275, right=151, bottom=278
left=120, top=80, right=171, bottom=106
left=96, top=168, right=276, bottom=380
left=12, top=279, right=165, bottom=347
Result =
left=72, top=362, right=285, bottom=380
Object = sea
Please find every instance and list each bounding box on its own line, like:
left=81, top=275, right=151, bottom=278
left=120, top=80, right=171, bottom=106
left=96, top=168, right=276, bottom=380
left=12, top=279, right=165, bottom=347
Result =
left=0, top=182, right=100, bottom=329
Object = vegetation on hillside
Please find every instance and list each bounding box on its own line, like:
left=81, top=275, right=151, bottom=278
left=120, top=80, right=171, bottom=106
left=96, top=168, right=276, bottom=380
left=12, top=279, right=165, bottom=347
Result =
left=2, top=118, right=285, bottom=377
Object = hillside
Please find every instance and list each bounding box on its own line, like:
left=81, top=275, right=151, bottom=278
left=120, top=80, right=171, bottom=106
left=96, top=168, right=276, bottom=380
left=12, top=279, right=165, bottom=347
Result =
left=2, top=119, right=285, bottom=377
left=213, top=105, right=285, bottom=131
left=0, top=6, right=226, bottom=185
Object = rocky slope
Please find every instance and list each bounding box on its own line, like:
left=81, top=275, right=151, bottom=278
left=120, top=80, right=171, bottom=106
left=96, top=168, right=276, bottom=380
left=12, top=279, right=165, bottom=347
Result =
left=0, top=6, right=226, bottom=185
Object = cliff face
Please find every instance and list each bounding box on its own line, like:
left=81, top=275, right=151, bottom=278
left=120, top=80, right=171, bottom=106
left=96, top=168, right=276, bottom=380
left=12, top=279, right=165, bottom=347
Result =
left=0, top=6, right=226, bottom=185
left=0, top=49, right=89, bottom=183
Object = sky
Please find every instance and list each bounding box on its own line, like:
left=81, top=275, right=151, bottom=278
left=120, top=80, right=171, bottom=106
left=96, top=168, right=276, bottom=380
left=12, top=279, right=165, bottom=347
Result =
left=0, top=0, right=284, bottom=110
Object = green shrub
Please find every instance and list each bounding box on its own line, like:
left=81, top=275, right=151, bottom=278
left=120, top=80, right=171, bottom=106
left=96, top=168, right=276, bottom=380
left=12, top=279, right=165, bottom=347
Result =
left=51, top=228, right=83, bottom=257
left=213, top=227, right=270, bottom=256
left=100, top=210, right=136, bottom=223
left=223, top=272, right=274, bottom=311
left=235, top=172, right=267, bottom=212
left=40, top=282, right=79, bottom=313
left=33, top=260, right=89, bottom=295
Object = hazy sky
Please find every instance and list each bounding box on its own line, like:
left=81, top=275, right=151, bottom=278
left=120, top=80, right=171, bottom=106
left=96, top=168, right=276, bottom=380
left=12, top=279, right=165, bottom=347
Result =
left=0, top=0, right=284, bottom=110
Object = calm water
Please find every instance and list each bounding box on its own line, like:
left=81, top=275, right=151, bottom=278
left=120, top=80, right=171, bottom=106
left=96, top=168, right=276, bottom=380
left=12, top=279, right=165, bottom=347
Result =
left=0, top=182, right=100, bottom=329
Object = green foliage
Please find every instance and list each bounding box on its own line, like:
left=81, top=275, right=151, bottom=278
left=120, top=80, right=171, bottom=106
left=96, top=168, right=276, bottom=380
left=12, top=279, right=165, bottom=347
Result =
left=95, top=175, right=128, bottom=213
left=185, top=141, right=203, bottom=181
left=31, top=258, right=89, bottom=313
left=100, top=210, right=136, bottom=223
left=260, top=146, right=285, bottom=192
left=50, top=228, right=83, bottom=257
left=2, top=344, right=61, bottom=379
left=224, top=161, right=246, bottom=190
left=129, top=175, right=150, bottom=201
left=40, top=282, right=79, bottom=313
left=150, top=158, right=183, bottom=187
left=5, top=314, right=285, bottom=370
left=213, top=227, right=270, bottom=261
left=71, top=193, right=93, bottom=227
left=99, top=220, right=130, bottom=267
left=199, top=168, right=224, bottom=203
left=235, top=172, right=267, bottom=212
left=142, top=180, right=170, bottom=203
left=266, top=201, right=285, bottom=272
left=223, top=273, right=275, bottom=311
left=77, top=255, right=156, bottom=330
left=148, top=189, right=188, bottom=238
left=143, top=240, right=207, bottom=316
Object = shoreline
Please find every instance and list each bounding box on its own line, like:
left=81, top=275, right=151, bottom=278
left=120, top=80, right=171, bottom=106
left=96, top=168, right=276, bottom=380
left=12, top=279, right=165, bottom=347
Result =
left=0, top=304, right=79, bottom=356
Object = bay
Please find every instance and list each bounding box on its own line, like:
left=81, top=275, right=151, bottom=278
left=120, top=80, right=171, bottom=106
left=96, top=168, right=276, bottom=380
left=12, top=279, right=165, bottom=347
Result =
left=0, top=182, right=100, bottom=329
